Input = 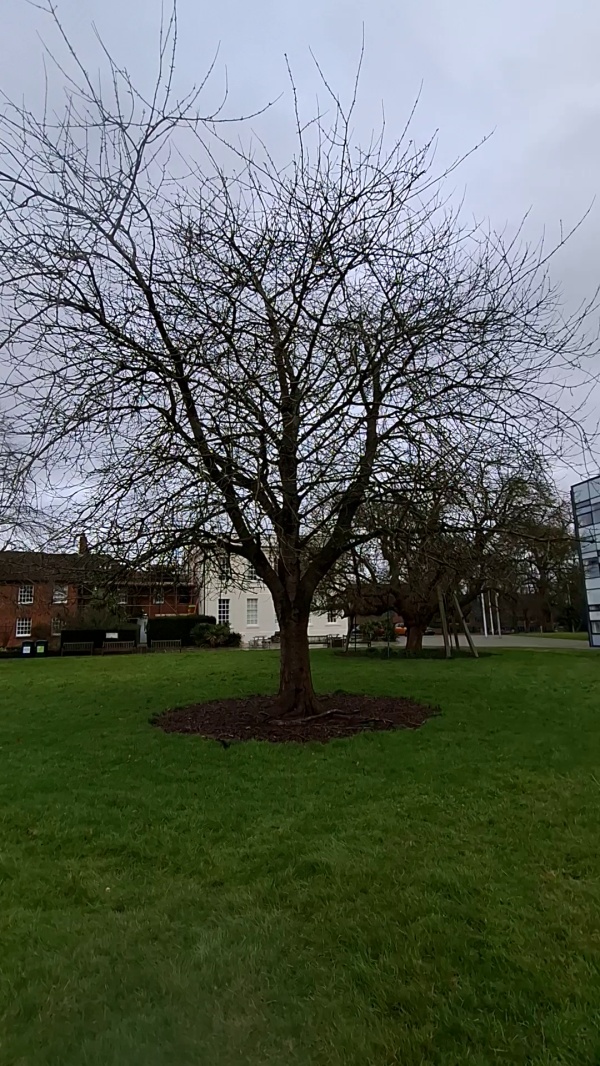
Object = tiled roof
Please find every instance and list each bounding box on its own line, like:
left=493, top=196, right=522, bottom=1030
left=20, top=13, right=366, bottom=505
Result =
left=0, top=551, right=194, bottom=585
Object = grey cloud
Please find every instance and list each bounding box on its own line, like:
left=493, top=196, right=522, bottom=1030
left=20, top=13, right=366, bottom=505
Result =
left=2, top=0, right=599, bottom=481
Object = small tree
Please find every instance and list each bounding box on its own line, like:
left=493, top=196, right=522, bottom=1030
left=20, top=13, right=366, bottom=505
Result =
left=0, top=6, right=594, bottom=714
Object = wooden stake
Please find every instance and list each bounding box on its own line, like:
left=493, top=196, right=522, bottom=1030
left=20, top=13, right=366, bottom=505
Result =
left=453, top=592, right=479, bottom=658
left=437, top=586, right=452, bottom=658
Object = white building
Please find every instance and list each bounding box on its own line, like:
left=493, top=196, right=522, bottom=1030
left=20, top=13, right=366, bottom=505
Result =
left=197, top=556, right=346, bottom=645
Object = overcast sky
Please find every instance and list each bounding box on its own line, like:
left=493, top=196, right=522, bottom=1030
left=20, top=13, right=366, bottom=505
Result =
left=2, top=0, right=599, bottom=483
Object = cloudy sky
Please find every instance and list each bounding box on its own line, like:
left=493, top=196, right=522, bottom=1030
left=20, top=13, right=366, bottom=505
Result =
left=2, top=0, right=599, bottom=482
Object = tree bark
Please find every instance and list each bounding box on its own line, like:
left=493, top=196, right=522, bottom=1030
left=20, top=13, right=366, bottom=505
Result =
left=277, top=608, right=320, bottom=718
left=406, top=623, right=426, bottom=653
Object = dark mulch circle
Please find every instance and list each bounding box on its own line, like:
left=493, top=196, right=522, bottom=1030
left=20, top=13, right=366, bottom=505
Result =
left=152, top=692, right=440, bottom=744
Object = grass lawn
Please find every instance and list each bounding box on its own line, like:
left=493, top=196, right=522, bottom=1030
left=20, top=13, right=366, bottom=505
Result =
left=1, top=649, right=599, bottom=1066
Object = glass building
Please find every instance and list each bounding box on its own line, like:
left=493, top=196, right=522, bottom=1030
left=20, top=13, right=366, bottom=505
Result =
left=571, top=475, right=600, bottom=648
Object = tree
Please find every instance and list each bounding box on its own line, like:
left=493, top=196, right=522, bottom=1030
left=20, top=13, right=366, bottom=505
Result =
left=319, top=445, right=572, bottom=651
left=494, top=496, right=583, bottom=632
left=0, top=6, right=594, bottom=714
left=0, top=415, right=49, bottom=550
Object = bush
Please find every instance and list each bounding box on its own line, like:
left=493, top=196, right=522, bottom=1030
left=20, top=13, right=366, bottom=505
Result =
left=190, top=623, right=242, bottom=648
left=147, top=614, right=215, bottom=647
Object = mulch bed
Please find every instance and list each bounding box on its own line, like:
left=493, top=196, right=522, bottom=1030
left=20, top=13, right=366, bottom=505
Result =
left=152, top=692, right=439, bottom=744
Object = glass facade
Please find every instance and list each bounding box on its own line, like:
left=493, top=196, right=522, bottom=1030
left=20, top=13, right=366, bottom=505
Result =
left=572, top=475, right=600, bottom=648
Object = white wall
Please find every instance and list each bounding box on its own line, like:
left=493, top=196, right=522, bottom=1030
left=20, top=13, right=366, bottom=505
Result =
left=198, top=559, right=346, bottom=644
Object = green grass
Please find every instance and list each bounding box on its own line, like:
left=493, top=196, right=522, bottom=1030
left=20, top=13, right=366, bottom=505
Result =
left=1, top=649, right=599, bottom=1066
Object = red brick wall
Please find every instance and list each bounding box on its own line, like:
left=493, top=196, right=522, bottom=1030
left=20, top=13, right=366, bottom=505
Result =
left=0, top=581, right=79, bottom=648
left=0, top=581, right=198, bottom=648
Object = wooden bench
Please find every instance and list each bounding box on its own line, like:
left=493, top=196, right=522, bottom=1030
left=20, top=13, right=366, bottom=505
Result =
left=101, top=641, right=136, bottom=655
left=150, top=639, right=182, bottom=653
left=61, top=641, right=95, bottom=656
left=307, top=635, right=330, bottom=647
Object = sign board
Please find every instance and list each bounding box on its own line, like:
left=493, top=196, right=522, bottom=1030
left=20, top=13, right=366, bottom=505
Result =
left=105, top=631, right=119, bottom=640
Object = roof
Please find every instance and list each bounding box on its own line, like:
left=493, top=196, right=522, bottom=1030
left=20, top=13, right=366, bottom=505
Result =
left=0, top=551, right=195, bottom=586
left=0, top=551, right=112, bottom=583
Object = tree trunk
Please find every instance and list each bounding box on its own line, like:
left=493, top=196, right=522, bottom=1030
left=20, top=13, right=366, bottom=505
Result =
left=406, top=623, right=426, bottom=653
left=277, top=609, right=320, bottom=718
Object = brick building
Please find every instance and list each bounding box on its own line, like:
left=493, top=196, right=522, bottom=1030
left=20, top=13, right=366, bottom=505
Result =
left=0, top=538, right=197, bottom=649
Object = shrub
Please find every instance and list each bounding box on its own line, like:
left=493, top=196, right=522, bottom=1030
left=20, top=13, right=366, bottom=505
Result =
left=147, top=614, right=215, bottom=647
left=190, top=623, right=241, bottom=648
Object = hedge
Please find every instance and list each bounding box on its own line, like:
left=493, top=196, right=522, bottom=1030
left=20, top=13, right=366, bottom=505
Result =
left=60, top=626, right=137, bottom=649
left=147, top=614, right=216, bottom=646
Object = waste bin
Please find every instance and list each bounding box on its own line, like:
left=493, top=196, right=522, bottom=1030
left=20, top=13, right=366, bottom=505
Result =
left=20, top=641, right=35, bottom=657
left=35, top=640, right=48, bottom=657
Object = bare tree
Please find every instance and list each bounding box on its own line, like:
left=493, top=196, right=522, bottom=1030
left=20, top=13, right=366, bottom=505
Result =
left=318, top=444, right=573, bottom=651
left=0, top=412, right=49, bottom=549
left=0, top=6, right=595, bottom=714
left=377, top=448, right=569, bottom=649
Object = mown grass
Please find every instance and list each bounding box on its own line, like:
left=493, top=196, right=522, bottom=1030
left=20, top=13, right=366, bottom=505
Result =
left=1, top=649, right=599, bottom=1066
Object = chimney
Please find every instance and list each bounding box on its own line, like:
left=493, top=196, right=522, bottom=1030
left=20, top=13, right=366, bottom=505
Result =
left=78, top=533, right=89, bottom=555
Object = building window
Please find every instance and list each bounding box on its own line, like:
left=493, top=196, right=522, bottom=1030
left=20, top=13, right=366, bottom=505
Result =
left=246, top=598, right=258, bottom=626
left=577, top=504, right=600, bottom=528
left=591, top=621, right=600, bottom=634
left=247, top=564, right=259, bottom=582
left=18, top=584, right=34, bottom=605
left=16, top=618, right=32, bottom=637
left=218, top=598, right=230, bottom=625
left=327, top=610, right=337, bottom=623
left=51, top=617, right=65, bottom=636
left=218, top=558, right=232, bottom=583
left=585, top=559, right=600, bottom=580
left=52, top=584, right=68, bottom=604
left=153, top=589, right=165, bottom=604
left=118, top=589, right=128, bottom=605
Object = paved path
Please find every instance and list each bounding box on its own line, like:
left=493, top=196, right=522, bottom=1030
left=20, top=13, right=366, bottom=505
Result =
left=406, top=634, right=592, bottom=652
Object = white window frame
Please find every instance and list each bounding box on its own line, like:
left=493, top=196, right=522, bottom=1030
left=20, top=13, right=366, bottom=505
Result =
left=218, top=598, right=230, bottom=625
left=218, top=557, right=232, bottom=583
left=247, top=564, right=259, bottom=582
left=16, top=618, right=32, bottom=637
left=52, top=584, right=68, bottom=604
left=153, top=589, right=165, bottom=605
left=246, top=598, right=259, bottom=626
left=327, top=610, right=338, bottom=623
left=118, top=588, right=128, bottom=605
left=51, top=617, right=65, bottom=636
left=18, top=584, right=34, bottom=605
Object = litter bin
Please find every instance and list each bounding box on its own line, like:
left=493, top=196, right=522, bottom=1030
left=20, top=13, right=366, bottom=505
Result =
left=35, top=640, right=49, bottom=657
left=20, top=641, right=35, bottom=657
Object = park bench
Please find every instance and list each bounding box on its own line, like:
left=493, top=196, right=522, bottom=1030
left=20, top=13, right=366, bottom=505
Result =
left=150, top=639, right=182, bottom=653
left=307, top=635, right=330, bottom=646
left=101, top=641, right=136, bottom=654
left=61, top=641, right=95, bottom=656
